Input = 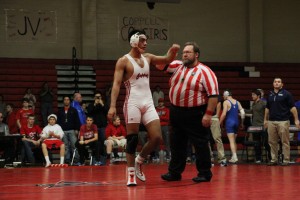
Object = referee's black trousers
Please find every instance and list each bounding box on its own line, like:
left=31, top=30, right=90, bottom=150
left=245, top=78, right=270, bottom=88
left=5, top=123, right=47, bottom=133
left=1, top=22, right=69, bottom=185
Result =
left=168, top=105, right=212, bottom=177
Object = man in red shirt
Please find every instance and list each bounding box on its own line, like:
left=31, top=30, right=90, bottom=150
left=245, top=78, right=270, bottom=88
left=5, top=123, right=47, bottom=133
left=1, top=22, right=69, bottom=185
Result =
left=105, top=115, right=126, bottom=160
left=76, top=116, right=102, bottom=166
left=20, top=114, right=42, bottom=164
left=16, top=98, right=34, bottom=130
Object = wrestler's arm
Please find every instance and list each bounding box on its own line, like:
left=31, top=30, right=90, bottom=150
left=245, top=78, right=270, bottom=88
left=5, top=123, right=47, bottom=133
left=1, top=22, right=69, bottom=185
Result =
left=107, top=57, right=126, bottom=120
left=145, top=44, right=180, bottom=70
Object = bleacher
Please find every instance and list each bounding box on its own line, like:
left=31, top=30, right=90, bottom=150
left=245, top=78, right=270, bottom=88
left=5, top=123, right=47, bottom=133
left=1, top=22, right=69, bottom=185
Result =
left=1, top=58, right=300, bottom=151
left=0, top=59, right=58, bottom=123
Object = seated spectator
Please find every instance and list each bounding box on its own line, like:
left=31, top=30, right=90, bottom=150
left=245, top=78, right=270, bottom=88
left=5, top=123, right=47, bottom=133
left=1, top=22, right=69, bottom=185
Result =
left=104, top=115, right=126, bottom=160
left=23, top=88, right=36, bottom=111
left=40, top=114, right=65, bottom=167
left=16, top=98, right=34, bottom=130
left=20, top=114, right=42, bottom=164
left=75, top=116, right=102, bottom=166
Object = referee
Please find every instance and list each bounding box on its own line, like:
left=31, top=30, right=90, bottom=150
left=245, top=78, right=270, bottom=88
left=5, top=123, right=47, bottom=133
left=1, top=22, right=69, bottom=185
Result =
left=161, top=42, right=219, bottom=183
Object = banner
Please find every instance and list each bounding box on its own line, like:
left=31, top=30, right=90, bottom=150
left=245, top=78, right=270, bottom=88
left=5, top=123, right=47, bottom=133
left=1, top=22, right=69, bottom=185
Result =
left=6, top=9, right=57, bottom=42
left=119, top=14, right=169, bottom=45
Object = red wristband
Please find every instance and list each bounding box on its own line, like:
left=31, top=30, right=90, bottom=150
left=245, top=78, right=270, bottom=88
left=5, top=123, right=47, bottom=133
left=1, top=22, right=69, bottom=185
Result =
left=205, top=110, right=214, bottom=116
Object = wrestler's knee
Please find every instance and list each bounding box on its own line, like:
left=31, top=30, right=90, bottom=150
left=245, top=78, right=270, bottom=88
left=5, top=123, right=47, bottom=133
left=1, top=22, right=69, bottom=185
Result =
left=126, top=134, right=139, bottom=154
left=149, top=134, right=161, bottom=146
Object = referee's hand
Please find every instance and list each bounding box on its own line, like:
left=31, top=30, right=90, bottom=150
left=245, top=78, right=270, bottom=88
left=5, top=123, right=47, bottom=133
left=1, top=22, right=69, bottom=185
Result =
left=202, top=114, right=212, bottom=127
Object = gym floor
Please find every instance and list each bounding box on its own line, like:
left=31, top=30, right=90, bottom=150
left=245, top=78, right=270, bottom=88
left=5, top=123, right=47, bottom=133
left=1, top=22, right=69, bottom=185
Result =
left=0, top=162, right=299, bottom=199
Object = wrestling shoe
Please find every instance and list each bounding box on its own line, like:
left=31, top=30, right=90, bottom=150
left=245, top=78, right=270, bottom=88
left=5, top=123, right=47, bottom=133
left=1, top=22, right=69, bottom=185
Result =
left=229, top=157, right=238, bottom=164
left=127, top=169, right=137, bottom=186
left=135, top=158, right=146, bottom=182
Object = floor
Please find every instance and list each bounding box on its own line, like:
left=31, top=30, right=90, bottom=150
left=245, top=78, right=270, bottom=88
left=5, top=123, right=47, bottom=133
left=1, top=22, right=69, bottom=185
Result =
left=0, top=161, right=299, bottom=200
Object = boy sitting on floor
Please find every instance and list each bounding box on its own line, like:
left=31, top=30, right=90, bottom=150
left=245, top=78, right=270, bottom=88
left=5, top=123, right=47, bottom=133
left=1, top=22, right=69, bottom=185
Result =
left=41, top=114, right=65, bottom=167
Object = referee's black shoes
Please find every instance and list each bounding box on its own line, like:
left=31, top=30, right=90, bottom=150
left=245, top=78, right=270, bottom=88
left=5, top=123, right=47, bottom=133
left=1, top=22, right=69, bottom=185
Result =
left=192, top=175, right=212, bottom=183
left=161, top=173, right=182, bottom=181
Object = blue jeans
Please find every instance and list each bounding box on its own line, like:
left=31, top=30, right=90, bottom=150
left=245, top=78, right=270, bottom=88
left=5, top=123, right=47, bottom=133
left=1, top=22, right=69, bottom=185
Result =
left=62, top=130, right=78, bottom=162
left=98, top=127, right=107, bottom=163
left=21, top=140, right=38, bottom=163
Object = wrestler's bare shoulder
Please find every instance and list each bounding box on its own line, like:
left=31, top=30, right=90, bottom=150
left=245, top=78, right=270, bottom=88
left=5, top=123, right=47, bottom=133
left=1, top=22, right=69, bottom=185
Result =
left=115, top=55, right=130, bottom=67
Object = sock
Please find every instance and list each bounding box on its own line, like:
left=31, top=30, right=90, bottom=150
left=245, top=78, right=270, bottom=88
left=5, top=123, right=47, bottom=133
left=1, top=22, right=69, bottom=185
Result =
left=45, top=156, right=51, bottom=164
left=107, top=154, right=111, bottom=159
left=135, top=154, right=145, bottom=164
left=232, top=153, right=237, bottom=159
left=60, top=157, right=64, bottom=164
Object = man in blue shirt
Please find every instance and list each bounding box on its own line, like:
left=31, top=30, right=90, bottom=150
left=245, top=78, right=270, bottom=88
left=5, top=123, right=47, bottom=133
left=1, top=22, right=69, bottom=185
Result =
left=264, top=78, right=300, bottom=166
left=71, top=92, right=86, bottom=125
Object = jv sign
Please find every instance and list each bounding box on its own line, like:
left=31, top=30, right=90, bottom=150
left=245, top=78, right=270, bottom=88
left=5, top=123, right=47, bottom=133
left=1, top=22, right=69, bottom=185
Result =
left=6, top=9, right=57, bottom=42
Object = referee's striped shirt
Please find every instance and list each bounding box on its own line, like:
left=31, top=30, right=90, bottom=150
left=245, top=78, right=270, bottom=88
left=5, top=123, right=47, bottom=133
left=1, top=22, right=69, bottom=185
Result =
left=166, top=60, right=219, bottom=107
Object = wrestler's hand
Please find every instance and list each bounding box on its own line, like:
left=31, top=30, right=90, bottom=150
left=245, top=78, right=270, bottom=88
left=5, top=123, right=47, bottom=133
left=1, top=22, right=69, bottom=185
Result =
left=202, top=114, right=212, bottom=128
left=171, top=44, right=180, bottom=53
left=107, top=107, right=116, bottom=122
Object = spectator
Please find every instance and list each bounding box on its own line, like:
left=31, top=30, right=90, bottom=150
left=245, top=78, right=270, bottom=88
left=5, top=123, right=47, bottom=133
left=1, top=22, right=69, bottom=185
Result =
left=81, top=101, right=88, bottom=116
left=20, top=114, right=42, bottom=164
left=57, top=95, right=80, bottom=164
left=0, top=112, right=9, bottom=135
left=23, top=88, right=36, bottom=110
left=71, top=93, right=86, bottom=125
left=295, top=100, right=300, bottom=162
left=40, top=114, right=65, bottom=167
left=247, top=89, right=271, bottom=163
left=75, top=116, right=102, bottom=166
left=5, top=103, right=18, bottom=134
left=16, top=98, right=34, bottom=130
left=0, top=95, right=6, bottom=118
left=0, top=112, right=12, bottom=163
left=257, top=89, right=267, bottom=102
left=219, top=90, right=245, bottom=164
left=156, top=98, right=171, bottom=161
left=153, top=85, right=164, bottom=107
left=39, top=82, right=54, bottom=126
left=209, top=97, right=227, bottom=166
left=264, top=78, right=300, bottom=166
left=87, top=91, right=108, bottom=163
left=104, top=115, right=126, bottom=160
